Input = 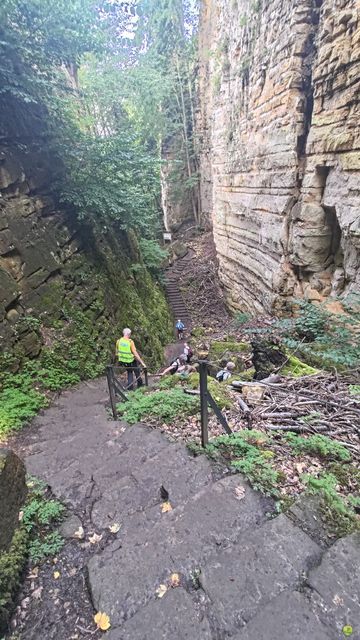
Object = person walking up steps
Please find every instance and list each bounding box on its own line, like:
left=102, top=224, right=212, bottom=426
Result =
left=116, top=328, right=146, bottom=391
left=176, top=319, right=185, bottom=340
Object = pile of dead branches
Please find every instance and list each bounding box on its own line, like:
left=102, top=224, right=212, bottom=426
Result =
left=232, top=371, right=360, bottom=459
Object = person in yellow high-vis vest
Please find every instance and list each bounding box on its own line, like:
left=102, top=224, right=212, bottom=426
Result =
left=116, top=328, right=146, bottom=391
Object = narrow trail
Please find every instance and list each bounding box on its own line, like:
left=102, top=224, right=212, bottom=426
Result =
left=8, top=379, right=359, bottom=639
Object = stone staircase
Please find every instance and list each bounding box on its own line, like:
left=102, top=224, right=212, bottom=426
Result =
left=164, top=251, right=194, bottom=332
left=18, top=379, right=359, bottom=640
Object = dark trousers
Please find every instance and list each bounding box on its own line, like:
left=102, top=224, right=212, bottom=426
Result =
left=120, top=361, right=143, bottom=391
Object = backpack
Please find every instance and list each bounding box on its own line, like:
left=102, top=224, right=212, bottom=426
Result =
left=187, top=346, right=194, bottom=360
left=216, top=369, right=225, bottom=382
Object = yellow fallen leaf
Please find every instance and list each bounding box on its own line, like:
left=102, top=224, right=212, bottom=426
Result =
left=161, top=501, right=173, bottom=513
left=109, top=523, right=121, bottom=534
left=170, top=573, right=180, bottom=587
left=74, top=526, right=85, bottom=540
left=156, top=584, right=167, bottom=599
left=53, top=571, right=61, bottom=580
left=94, top=611, right=111, bottom=631
left=89, top=532, right=103, bottom=544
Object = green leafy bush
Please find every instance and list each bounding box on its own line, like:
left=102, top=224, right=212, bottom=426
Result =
left=22, top=499, right=65, bottom=532
left=139, top=238, right=168, bottom=273
left=284, top=433, right=351, bottom=462
left=206, top=431, right=281, bottom=497
left=0, top=387, right=48, bottom=437
left=29, top=532, right=64, bottom=564
left=118, top=388, right=199, bottom=424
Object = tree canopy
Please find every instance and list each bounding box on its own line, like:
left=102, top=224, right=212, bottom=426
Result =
left=0, top=0, right=200, bottom=246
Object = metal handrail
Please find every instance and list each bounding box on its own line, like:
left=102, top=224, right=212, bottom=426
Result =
left=106, top=363, right=148, bottom=420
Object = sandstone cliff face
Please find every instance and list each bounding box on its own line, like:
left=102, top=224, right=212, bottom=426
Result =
left=0, top=139, right=171, bottom=368
left=198, top=0, right=360, bottom=313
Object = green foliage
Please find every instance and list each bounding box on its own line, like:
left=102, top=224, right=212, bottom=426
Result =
left=284, top=433, right=351, bottom=462
left=293, top=300, right=329, bottom=341
left=28, top=532, right=64, bottom=564
left=206, top=431, right=281, bottom=497
left=24, top=477, right=65, bottom=563
left=274, top=298, right=360, bottom=370
left=349, top=385, right=360, bottom=396
left=118, top=387, right=199, bottom=424
left=0, top=387, right=48, bottom=437
left=303, top=473, right=359, bottom=537
left=22, top=499, right=65, bottom=532
left=235, top=312, right=250, bottom=325
left=138, top=238, right=168, bottom=273
left=0, top=527, right=29, bottom=633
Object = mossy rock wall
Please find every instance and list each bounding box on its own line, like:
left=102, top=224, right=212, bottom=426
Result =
left=0, top=144, right=172, bottom=376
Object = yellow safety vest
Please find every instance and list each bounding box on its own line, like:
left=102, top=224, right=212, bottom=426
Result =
left=117, top=338, right=134, bottom=363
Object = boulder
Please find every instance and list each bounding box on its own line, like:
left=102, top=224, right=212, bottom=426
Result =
left=0, top=449, right=27, bottom=552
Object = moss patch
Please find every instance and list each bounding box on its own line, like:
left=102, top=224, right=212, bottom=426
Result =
left=282, top=354, right=319, bottom=377
left=0, top=526, right=29, bottom=633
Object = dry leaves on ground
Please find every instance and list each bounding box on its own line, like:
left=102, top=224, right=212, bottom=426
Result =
left=94, top=612, right=111, bottom=631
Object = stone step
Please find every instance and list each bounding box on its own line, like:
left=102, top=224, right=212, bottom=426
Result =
left=87, top=474, right=271, bottom=629
left=199, top=513, right=322, bottom=636
left=89, top=425, right=214, bottom=530
left=232, top=591, right=332, bottom=640
left=106, top=588, right=212, bottom=640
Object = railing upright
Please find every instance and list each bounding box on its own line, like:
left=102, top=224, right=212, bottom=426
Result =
left=199, top=360, right=209, bottom=447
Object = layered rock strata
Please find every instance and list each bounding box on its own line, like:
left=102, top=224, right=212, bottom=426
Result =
left=198, top=0, right=360, bottom=312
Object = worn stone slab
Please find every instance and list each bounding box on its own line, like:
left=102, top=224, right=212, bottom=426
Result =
left=232, top=591, right=334, bottom=640
left=91, top=441, right=214, bottom=529
left=106, top=588, right=212, bottom=640
left=287, top=494, right=334, bottom=546
left=88, top=475, right=270, bottom=627
left=199, top=513, right=322, bottom=635
left=308, top=533, right=360, bottom=637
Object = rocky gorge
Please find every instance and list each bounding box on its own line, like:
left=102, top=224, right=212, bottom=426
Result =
left=197, top=0, right=360, bottom=313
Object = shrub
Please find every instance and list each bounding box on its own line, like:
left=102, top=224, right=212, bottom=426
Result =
left=284, top=433, right=351, bottom=462
left=206, top=431, right=281, bottom=497
left=118, top=387, right=199, bottom=424
left=0, top=387, right=48, bottom=437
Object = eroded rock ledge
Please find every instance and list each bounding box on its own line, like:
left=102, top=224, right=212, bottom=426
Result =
left=198, top=0, right=360, bottom=312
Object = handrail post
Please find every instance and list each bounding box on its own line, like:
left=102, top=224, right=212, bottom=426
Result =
left=199, top=360, right=209, bottom=447
left=106, top=365, right=118, bottom=420
left=143, top=366, right=148, bottom=387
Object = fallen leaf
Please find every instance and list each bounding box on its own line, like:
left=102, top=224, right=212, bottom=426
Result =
left=94, top=611, right=111, bottom=631
left=28, top=567, right=39, bottom=579
left=18, top=510, right=24, bottom=522
left=161, top=501, right=173, bottom=513
left=53, top=571, right=61, bottom=580
left=170, top=573, right=180, bottom=587
left=343, top=625, right=353, bottom=637
left=234, top=486, right=245, bottom=500
left=109, top=523, right=121, bottom=534
left=156, top=584, right=168, bottom=598
left=74, top=526, right=85, bottom=540
left=89, top=533, right=103, bottom=545
left=333, top=594, right=344, bottom=606
left=32, top=586, right=43, bottom=600
left=68, top=567, right=77, bottom=577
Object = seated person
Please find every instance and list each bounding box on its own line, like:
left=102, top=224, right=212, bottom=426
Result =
left=216, top=361, right=236, bottom=382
